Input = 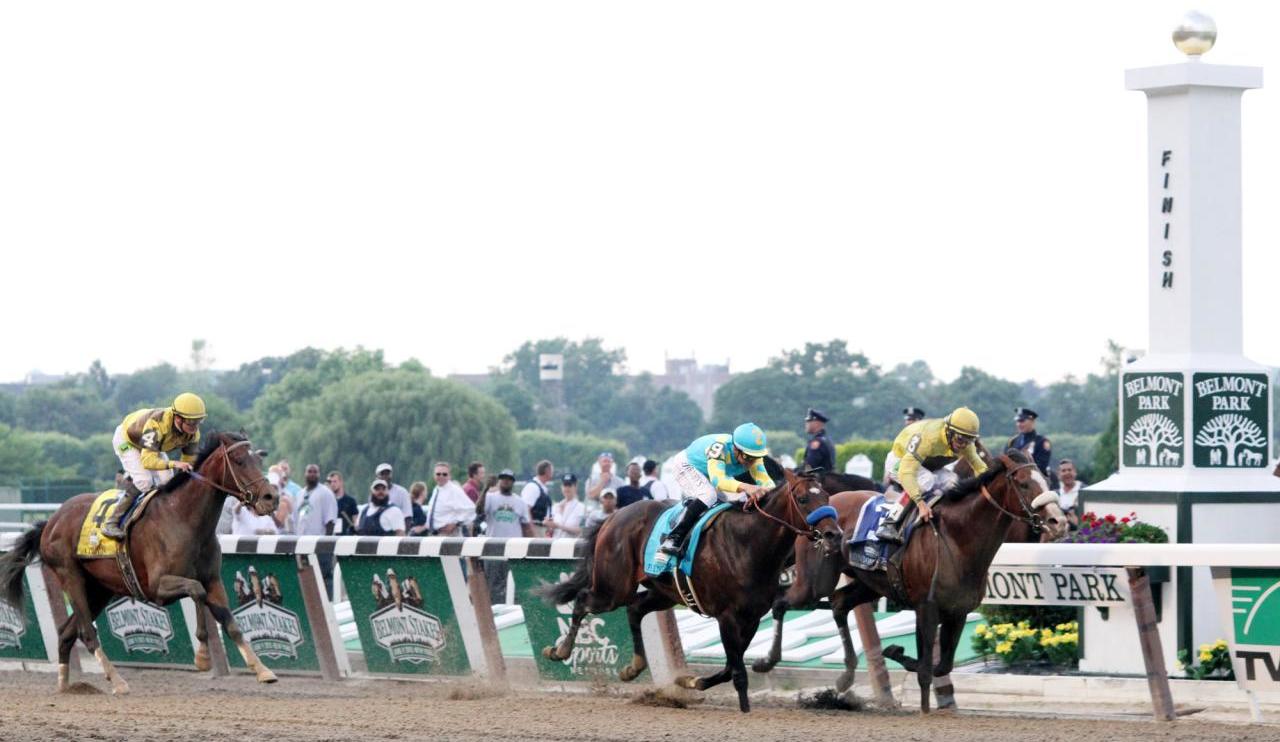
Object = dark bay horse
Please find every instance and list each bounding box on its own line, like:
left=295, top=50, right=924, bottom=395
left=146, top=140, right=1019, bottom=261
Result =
left=538, top=469, right=842, bottom=712
left=0, top=432, right=278, bottom=693
left=752, top=449, right=1067, bottom=712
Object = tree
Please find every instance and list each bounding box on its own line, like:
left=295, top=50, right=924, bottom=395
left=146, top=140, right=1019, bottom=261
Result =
left=87, top=359, right=114, bottom=398
left=486, top=377, right=538, bottom=429
left=0, top=391, right=15, bottom=427
left=769, top=340, right=875, bottom=379
left=1094, top=406, right=1119, bottom=479
left=517, top=430, right=628, bottom=479
left=0, top=424, right=72, bottom=481
left=273, top=369, right=518, bottom=483
left=14, top=384, right=117, bottom=439
left=499, top=338, right=627, bottom=429
left=1123, top=414, right=1182, bottom=465
left=1195, top=414, right=1266, bottom=466
left=111, top=363, right=180, bottom=413
left=26, top=431, right=117, bottom=482
left=250, top=348, right=386, bottom=449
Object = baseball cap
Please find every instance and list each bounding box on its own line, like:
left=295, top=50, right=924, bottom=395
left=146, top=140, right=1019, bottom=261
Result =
left=376, top=462, right=393, bottom=474
left=598, top=451, right=614, bottom=461
left=561, top=473, right=578, bottom=486
left=498, top=469, right=516, bottom=480
left=370, top=479, right=389, bottom=493
left=601, top=488, right=616, bottom=498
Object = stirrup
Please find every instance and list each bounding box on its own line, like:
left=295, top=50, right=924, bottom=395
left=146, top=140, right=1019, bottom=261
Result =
left=100, top=521, right=127, bottom=540
left=876, top=524, right=903, bottom=544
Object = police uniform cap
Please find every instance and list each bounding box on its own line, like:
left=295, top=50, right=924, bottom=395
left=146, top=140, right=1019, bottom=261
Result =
left=1014, top=408, right=1039, bottom=422
left=561, top=473, right=578, bottom=486
left=903, top=407, right=926, bottom=419
left=805, top=408, right=829, bottom=423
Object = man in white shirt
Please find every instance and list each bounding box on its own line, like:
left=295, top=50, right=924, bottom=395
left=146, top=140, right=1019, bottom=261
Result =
left=357, top=480, right=407, bottom=536
left=640, top=460, right=672, bottom=501
left=1056, top=459, right=1084, bottom=527
left=426, top=462, right=476, bottom=535
left=293, top=464, right=340, bottom=597
left=375, top=462, right=414, bottom=531
left=586, top=452, right=625, bottom=514
left=544, top=474, right=586, bottom=538
left=520, top=459, right=555, bottom=526
left=234, top=472, right=281, bottom=536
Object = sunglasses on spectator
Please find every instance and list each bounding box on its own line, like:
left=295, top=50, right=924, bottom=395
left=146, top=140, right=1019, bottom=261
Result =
left=434, top=471, right=449, bottom=477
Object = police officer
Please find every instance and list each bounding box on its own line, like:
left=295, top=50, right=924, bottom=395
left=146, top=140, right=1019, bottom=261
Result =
left=801, top=408, right=836, bottom=473
left=1009, top=407, right=1051, bottom=475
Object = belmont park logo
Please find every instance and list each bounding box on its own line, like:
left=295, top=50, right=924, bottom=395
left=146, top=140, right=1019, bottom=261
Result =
left=232, top=566, right=304, bottom=660
left=368, top=569, right=445, bottom=665
left=104, top=598, right=174, bottom=654
left=0, top=597, right=26, bottom=651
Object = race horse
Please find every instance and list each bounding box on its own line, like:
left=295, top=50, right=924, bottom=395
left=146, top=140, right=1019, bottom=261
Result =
left=751, top=449, right=1067, bottom=712
left=0, top=432, right=279, bottom=694
left=538, top=469, right=842, bottom=712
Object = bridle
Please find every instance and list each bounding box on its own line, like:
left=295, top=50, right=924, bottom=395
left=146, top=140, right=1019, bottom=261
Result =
left=189, top=439, right=270, bottom=505
left=979, top=457, right=1047, bottom=534
left=743, top=477, right=838, bottom=546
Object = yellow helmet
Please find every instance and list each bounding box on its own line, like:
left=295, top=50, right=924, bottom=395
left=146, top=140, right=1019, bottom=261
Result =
left=944, top=407, right=980, bottom=438
left=173, top=392, right=207, bottom=420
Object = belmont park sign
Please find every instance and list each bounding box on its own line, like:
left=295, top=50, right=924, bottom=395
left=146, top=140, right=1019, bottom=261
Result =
left=1121, top=371, right=1269, bottom=469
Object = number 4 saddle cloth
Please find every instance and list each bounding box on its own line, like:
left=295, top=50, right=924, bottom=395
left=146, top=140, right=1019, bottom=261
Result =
left=77, top=489, right=161, bottom=559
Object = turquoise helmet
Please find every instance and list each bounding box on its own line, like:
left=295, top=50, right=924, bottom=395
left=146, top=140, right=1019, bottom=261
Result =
left=732, top=422, right=769, bottom=459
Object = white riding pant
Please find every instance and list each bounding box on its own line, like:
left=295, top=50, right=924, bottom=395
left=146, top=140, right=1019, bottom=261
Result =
left=671, top=451, right=740, bottom=508
left=112, top=425, right=174, bottom=492
left=883, top=452, right=957, bottom=515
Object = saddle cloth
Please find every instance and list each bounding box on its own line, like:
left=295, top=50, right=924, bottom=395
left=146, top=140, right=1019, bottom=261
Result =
left=847, top=490, right=941, bottom=571
left=77, top=488, right=159, bottom=559
left=643, top=501, right=732, bottom=577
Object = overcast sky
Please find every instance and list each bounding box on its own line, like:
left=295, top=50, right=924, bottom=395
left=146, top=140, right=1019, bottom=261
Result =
left=3, top=1, right=1278, bottom=385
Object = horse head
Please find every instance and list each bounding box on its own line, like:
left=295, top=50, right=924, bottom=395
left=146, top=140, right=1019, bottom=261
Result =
left=770, top=469, right=843, bottom=556
left=990, top=450, right=1067, bottom=541
left=195, top=432, right=278, bottom=517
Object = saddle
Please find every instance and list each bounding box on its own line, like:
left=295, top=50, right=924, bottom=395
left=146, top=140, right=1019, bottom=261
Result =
left=77, top=489, right=159, bottom=600
left=847, top=489, right=944, bottom=573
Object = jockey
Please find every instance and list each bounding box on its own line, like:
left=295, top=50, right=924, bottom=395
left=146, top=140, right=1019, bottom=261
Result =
left=653, top=422, right=774, bottom=571
left=875, top=406, right=986, bottom=544
left=101, top=392, right=207, bottom=540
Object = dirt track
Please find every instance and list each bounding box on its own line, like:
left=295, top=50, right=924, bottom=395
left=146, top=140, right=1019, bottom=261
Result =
left=0, top=668, right=1276, bottom=742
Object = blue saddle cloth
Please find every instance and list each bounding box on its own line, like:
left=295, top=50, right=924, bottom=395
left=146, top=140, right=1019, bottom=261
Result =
left=847, top=493, right=919, bottom=570
left=643, top=501, right=732, bottom=577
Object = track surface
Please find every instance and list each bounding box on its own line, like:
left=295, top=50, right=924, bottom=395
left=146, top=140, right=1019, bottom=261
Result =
left=0, top=669, right=1276, bottom=742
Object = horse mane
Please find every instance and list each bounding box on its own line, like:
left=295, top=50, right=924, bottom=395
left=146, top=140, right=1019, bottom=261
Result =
left=947, top=448, right=1031, bottom=501
left=157, top=431, right=246, bottom=494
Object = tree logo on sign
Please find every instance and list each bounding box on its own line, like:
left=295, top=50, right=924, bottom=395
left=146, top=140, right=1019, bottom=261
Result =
left=1195, top=414, right=1266, bottom=467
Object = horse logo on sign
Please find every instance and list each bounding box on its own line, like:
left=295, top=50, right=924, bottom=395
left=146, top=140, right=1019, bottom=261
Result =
left=104, top=598, right=174, bottom=654
left=231, top=566, right=304, bottom=660
left=368, top=569, right=445, bottom=665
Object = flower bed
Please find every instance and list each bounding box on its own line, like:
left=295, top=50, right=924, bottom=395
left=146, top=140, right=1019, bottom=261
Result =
left=1176, top=639, right=1235, bottom=680
left=972, top=620, right=1079, bottom=670
left=1064, top=510, right=1168, bottom=544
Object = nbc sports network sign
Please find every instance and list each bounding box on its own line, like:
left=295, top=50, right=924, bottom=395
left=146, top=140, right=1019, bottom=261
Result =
left=1213, top=567, right=1280, bottom=693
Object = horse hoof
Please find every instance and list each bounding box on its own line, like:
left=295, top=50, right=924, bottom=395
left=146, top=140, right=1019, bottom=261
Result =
left=619, top=667, right=638, bottom=682
left=835, top=673, right=854, bottom=694
left=194, top=652, right=211, bottom=672
left=541, top=646, right=559, bottom=660
left=257, top=669, right=278, bottom=684
left=112, top=682, right=131, bottom=696
left=751, top=658, right=774, bottom=674
left=674, top=675, right=699, bottom=690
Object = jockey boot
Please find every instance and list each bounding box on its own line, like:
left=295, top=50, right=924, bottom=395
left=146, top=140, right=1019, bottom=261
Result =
left=101, top=481, right=143, bottom=540
left=875, top=499, right=917, bottom=545
left=655, top=499, right=710, bottom=571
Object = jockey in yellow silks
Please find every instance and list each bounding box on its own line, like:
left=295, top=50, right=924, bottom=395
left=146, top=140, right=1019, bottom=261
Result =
left=101, top=393, right=207, bottom=539
left=652, top=423, right=774, bottom=571
left=875, top=407, right=986, bottom=543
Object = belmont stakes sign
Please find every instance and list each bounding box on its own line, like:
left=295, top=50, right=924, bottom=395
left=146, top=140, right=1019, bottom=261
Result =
left=93, top=597, right=196, bottom=667
left=984, top=566, right=1130, bottom=606
left=340, top=556, right=470, bottom=676
left=510, top=559, right=645, bottom=682
left=219, top=554, right=321, bottom=674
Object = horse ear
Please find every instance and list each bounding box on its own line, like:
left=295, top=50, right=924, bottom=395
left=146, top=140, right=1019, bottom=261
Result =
left=782, top=468, right=799, bottom=485
left=997, top=452, right=1015, bottom=471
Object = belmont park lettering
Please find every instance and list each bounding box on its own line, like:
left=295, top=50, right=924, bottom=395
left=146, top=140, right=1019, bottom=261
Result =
left=985, top=567, right=1126, bottom=605
left=1195, top=375, right=1267, bottom=411
left=1124, top=375, right=1184, bottom=410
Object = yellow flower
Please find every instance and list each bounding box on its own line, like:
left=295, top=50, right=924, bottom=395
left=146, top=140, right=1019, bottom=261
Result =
left=1017, top=620, right=1030, bottom=630
left=1199, top=651, right=1213, bottom=663
left=1214, top=639, right=1228, bottom=651
left=1041, top=628, right=1054, bottom=639
left=994, top=625, right=1009, bottom=636
left=1199, top=643, right=1212, bottom=653
left=996, top=641, right=1013, bottom=654
left=975, top=624, right=988, bottom=636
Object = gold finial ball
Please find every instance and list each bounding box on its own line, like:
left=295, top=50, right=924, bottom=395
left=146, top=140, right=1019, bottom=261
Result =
left=1172, top=10, right=1217, bottom=56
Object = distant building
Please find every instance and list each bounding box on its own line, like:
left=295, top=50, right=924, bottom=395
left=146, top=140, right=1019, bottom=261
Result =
left=652, top=358, right=731, bottom=419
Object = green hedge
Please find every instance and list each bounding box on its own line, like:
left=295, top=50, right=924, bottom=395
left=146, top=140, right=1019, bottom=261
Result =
left=835, top=439, right=893, bottom=480
left=517, top=430, right=629, bottom=480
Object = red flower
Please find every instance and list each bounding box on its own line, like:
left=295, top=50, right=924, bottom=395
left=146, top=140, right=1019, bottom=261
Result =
left=1104, top=514, right=1117, bottom=523
left=1120, top=517, right=1130, bottom=524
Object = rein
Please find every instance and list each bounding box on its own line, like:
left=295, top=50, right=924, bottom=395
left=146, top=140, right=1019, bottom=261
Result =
left=742, top=481, right=829, bottom=542
left=188, top=440, right=268, bottom=504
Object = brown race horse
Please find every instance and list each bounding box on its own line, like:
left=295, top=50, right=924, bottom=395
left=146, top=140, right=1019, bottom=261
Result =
left=538, top=469, right=842, bottom=712
left=752, top=449, right=1067, bottom=712
left=0, top=432, right=278, bottom=694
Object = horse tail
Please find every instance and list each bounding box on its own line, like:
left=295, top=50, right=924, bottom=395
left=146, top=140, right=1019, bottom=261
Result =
left=0, top=521, right=45, bottom=610
left=536, top=520, right=604, bottom=605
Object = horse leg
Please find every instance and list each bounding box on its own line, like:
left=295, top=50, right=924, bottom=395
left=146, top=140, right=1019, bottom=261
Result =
left=543, top=591, right=591, bottom=662
left=675, top=614, right=743, bottom=701
left=726, top=611, right=762, bottom=713
left=55, top=613, right=77, bottom=692
left=931, top=611, right=964, bottom=712
left=914, top=601, right=938, bottom=714
left=152, top=575, right=211, bottom=672
left=61, top=568, right=128, bottom=695
left=205, top=577, right=277, bottom=683
left=620, top=590, right=674, bottom=682
left=831, top=582, right=878, bottom=695
left=750, top=595, right=789, bottom=674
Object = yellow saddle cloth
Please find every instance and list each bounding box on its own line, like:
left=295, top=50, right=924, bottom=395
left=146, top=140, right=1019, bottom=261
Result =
left=77, top=489, right=160, bottom=559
